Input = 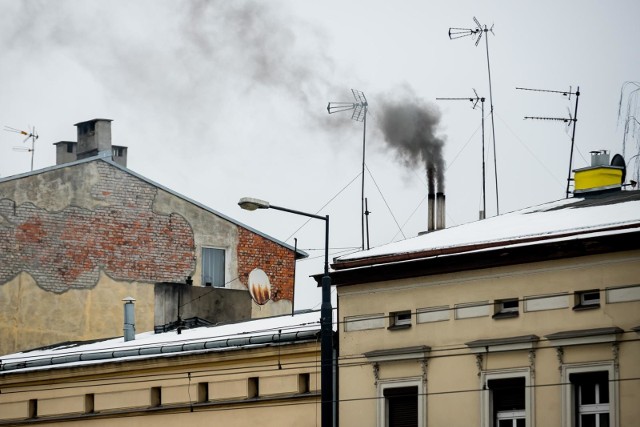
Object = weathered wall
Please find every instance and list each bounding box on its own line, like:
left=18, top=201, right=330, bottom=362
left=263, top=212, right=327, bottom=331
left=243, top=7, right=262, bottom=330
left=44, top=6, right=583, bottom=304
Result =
left=0, top=159, right=297, bottom=355
left=0, top=161, right=195, bottom=293
left=154, top=284, right=252, bottom=327
left=0, top=272, right=155, bottom=354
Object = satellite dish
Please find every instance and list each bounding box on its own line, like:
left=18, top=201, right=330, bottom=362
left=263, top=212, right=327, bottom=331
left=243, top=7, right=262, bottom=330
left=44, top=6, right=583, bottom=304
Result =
left=610, top=153, right=626, bottom=184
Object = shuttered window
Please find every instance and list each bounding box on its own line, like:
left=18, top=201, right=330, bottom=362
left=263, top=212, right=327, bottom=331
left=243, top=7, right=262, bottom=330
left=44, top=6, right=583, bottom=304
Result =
left=384, top=386, right=418, bottom=427
left=488, top=377, right=526, bottom=427
left=202, top=248, right=225, bottom=287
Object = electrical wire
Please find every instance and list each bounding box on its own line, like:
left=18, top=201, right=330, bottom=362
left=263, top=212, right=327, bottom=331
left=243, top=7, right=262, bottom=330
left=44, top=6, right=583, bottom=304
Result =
left=364, top=164, right=406, bottom=239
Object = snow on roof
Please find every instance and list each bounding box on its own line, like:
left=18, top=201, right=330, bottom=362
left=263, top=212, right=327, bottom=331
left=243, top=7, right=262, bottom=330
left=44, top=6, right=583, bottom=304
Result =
left=337, top=191, right=640, bottom=263
left=0, top=311, right=322, bottom=374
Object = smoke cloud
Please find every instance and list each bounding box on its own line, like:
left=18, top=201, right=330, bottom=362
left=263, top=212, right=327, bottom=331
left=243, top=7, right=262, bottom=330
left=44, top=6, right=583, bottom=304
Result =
left=377, top=90, right=446, bottom=193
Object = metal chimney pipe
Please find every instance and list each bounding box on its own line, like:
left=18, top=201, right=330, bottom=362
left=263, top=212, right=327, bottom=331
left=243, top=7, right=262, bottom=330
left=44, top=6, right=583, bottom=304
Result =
left=123, top=296, right=136, bottom=342
left=427, top=193, right=435, bottom=232
left=436, top=192, right=445, bottom=230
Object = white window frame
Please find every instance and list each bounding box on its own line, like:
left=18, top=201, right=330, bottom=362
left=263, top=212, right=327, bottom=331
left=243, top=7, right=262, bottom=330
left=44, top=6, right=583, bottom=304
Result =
left=377, top=378, right=425, bottom=427
left=480, top=368, right=533, bottom=427
left=561, top=362, right=618, bottom=427
left=201, top=247, right=226, bottom=287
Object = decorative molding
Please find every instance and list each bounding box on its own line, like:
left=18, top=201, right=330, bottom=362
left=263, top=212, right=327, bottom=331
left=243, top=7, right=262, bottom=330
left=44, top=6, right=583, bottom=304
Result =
left=364, top=346, right=431, bottom=363
left=556, top=347, right=564, bottom=373
left=475, top=354, right=484, bottom=377
left=420, top=358, right=428, bottom=384
left=528, top=350, right=536, bottom=380
left=612, top=343, right=620, bottom=374
left=372, top=362, right=380, bottom=386
left=466, top=335, right=539, bottom=354
left=545, top=327, right=623, bottom=347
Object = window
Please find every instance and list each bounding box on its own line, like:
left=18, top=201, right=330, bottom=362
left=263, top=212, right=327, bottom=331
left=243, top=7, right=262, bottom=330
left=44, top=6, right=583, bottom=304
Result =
left=571, top=372, right=610, bottom=427
left=493, top=298, right=519, bottom=319
left=562, top=364, right=616, bottom=427
left=202, top=248, right=225, bottom=287
left=574, top=290, right=600, bottom=310
left=385, top=386, right=418, bottom=427
left=389, top=310, right=412, bottom=329
left=488, top=377, right=525, bottom=427
left=481, top=370, right=532, bottom=427
left=378, top=379, right=424, bottom=427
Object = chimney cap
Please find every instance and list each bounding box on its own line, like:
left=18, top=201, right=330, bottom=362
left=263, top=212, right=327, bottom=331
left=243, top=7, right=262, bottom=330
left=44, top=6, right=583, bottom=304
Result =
left=74, top=118, right=113, bottom=126
left=122, top=296, right=136, bottom=303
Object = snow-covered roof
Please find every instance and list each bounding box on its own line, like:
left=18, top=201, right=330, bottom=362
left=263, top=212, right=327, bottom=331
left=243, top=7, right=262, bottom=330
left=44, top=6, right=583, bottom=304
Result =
left=336, top=191, right=640, bottom=266
left=0, top=311, right=322, bottom=374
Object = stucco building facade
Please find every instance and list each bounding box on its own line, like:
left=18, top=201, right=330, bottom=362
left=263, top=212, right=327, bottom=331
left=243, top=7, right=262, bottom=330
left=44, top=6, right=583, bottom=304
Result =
left=0, top=119, right=304, bottom=356
left=0, top=312, right=322, bottom=426
left=329, top=188, right=640, bottom=426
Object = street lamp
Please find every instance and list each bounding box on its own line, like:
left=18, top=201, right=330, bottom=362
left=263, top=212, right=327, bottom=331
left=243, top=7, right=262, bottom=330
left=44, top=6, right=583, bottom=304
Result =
left=238, top=197, right=334, bottom=427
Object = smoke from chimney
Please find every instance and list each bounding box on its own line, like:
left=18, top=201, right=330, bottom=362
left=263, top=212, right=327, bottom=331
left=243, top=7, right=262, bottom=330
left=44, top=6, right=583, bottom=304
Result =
left=377, top=91, right=446, bottom=193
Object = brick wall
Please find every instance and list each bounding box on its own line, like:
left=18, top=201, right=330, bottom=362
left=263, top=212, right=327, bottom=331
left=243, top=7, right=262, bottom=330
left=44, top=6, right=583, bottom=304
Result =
left=237, top=227, right=295, bottom=302
left=0, top=162, right=196, bottom=293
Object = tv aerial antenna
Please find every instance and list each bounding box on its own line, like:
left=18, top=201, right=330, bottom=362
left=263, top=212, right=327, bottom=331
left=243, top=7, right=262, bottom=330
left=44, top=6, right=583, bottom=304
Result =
left=4, top=125, right=39, bottom=171
left=517, top=85, right=580, bottom=198
left=437, top=89, right=487, bottom=219
left=327, top=89, right=369, bottom=250
left=449, top=17, right=500, bottom=215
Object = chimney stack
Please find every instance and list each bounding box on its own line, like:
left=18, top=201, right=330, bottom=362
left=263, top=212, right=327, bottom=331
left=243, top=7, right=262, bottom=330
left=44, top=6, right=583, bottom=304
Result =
left=427, top=192, right=435, bottom=232
left=75, top=118, right=113, bottom=160
left=436, top=192, right=445, bottom=230
left=123, top=296, right=136, bottom=342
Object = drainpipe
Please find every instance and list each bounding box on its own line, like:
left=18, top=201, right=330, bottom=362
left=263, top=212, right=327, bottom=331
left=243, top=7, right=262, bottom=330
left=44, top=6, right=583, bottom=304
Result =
left=123, top=297, right=136, bottom=342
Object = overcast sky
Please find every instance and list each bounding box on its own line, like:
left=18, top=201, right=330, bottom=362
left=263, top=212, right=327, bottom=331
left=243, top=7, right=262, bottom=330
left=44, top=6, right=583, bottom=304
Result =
left=1, top=0, right=639, bottom=309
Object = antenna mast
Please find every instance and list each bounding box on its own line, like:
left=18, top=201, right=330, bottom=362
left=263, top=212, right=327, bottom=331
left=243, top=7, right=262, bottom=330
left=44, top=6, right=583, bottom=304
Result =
left=327, top=89, right=369, bottom=250
left=517, top=85, right=580, bottom=198
left=437, top=89, right=487, bottom=219
left=4, top=125, right=38, bottom=171
left=449, top=17, right=500, bottom=215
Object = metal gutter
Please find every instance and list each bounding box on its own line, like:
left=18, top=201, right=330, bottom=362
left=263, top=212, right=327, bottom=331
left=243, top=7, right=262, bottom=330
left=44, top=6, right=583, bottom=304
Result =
left=0, top=329, right=319, bottom=373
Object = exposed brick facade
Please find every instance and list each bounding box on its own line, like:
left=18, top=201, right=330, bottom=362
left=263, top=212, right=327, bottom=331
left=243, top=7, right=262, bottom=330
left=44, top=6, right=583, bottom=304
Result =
left=237, top=227, right=295, bottom=302
left=0, top=162, right=196, bottom=293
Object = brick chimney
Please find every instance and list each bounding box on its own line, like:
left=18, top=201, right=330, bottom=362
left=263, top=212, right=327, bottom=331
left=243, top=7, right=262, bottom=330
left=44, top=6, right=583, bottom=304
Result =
left=75, top=118, right=113, bottom=159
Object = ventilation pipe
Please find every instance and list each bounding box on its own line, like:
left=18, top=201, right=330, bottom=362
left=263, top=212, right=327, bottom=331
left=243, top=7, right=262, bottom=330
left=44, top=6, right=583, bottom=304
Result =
left=427, top=192, right=435, bottom=232
left=436, top=192, right=446, bottom=230
left=123, top=296, right=136, bottom=342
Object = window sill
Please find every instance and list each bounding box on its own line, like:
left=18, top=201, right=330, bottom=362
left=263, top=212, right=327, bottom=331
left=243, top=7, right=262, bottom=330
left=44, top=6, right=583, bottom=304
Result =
left=572, top=304, right=600, bottom=311
left=492, top=311, right=519, bottom=319
left=387, top=324, right=411, bottom=331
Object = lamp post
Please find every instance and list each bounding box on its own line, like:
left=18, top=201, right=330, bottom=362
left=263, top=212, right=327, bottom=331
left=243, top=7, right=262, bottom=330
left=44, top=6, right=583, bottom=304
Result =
left=238, top=197, right=333, bottom=427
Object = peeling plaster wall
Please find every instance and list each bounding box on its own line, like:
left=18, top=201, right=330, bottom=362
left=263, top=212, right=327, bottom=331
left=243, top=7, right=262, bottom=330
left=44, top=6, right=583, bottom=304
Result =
left=0, top=159, right=297, bottom=355
left=0, top=272, right=155, bottom=355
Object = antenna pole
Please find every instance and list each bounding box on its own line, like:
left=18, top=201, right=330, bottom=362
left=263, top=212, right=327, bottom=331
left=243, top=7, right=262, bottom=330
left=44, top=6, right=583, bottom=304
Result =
left=481, top=98, right=486, bottom=219
left=448, top=18, right=499, bottom=215
left=361, top=109, right=367, bottom=250
left=364, top=197, right=371, bottom=250
left=484, top=28, right=499, bottom=214
left=566, top=87, right=580, bottom=198
left=328, top=89, right=368, bottom=251
left=518, top=86, right=580, bottom=197
left=436, top=91, right=487, bottom=218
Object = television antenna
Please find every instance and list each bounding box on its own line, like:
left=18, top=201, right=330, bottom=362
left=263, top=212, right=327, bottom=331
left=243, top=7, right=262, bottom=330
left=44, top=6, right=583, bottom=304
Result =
left=517, top=85, right=580, bottom=198
left=327, top=89, right=369, bottom=250
left=437, top=89, right=487, bottom=219
left=4, top=125, right=38, bottom=171
left=449, top=17, right=500, bottom=215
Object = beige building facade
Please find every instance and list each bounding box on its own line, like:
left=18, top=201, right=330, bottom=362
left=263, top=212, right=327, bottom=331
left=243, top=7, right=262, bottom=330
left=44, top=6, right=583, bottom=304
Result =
left=0, top=312, right=322, bottom=426
left=330, top=190, right=640, bottom=427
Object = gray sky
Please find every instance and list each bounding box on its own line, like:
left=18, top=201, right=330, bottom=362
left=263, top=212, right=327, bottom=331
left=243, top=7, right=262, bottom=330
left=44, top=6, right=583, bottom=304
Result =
left=1, top=0, right=639, bottom=309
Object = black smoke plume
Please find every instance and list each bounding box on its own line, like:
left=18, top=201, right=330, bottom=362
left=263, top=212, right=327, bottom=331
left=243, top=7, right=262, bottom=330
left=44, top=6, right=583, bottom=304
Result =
left=377, top=91, right=446, bottom=192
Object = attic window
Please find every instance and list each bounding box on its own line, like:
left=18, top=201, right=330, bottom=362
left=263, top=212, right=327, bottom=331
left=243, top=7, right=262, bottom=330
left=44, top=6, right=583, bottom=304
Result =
left=574, top=290, right=600, bottom=311
left=493, top=298, right=520, bottom=319
left=389, top=310, right=412, bottom=330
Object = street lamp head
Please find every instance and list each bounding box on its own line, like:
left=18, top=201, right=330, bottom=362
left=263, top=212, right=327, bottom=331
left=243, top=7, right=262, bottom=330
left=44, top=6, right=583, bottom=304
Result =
left=238, top=197, right=270, bottom=211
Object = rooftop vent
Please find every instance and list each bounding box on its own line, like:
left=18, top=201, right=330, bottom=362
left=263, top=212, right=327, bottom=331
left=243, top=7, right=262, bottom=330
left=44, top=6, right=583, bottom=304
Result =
left=573, top=150, right=624, bottom=196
